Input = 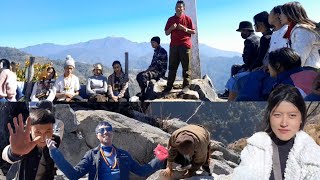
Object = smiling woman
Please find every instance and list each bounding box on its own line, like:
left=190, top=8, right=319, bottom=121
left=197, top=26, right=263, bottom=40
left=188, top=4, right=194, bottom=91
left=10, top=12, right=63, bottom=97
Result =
left=231, top=84, right=320, bottom=180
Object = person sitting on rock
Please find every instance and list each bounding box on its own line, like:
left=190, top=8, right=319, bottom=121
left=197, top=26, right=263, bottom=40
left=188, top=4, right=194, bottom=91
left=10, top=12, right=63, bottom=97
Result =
left=107, top=61, right=129, bottom=102
left=46, top=121, right=168, bottom=180
left=162, top=124, right=211, bottom=179
left=2, top=109, right=60, bottom=180
left=54, top=55, right=83, bottom=102
left=136, top=36, right=168, bottom=100
left=86, top=63, right=108, bottom=102
left=30, top=65, right=56, bottom=102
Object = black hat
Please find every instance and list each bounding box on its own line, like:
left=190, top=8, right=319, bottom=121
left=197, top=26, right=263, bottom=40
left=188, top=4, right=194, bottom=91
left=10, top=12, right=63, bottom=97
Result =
left=236, top=21, right=254, bottom=32
left=151, top=36, right=160, bottom=45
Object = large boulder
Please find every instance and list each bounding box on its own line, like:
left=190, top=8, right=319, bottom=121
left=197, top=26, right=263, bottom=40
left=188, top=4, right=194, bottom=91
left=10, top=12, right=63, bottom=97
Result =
left=55, top=104, right=79, bottom=133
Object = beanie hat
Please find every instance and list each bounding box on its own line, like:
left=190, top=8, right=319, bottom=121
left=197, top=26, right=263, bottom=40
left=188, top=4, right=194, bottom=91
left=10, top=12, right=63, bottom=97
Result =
left=151, top=36, right=160, bottom=45
left=65, top=55, right=75, bottom=68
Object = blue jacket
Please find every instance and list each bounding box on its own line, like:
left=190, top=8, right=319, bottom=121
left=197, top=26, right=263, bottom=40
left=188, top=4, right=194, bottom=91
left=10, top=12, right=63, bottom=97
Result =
left=49, top=145, right=164, bottom=180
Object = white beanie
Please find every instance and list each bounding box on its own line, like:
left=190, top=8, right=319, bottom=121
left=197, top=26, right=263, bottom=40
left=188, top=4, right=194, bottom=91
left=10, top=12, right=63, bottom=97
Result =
left=65, top=55, right=75, bottom=68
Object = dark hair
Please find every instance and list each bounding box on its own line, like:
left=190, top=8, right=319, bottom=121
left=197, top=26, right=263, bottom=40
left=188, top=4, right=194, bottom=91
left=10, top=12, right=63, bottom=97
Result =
left=37, top=100, right=54, bottom=112
left=272, top=5, right=282, bottom=14
left=268, top=47, right=301, bottom=72
left=112, top=60, right=124, bottom=73
left=176, top=0, right=185, bottom=7
left=47, top=66, right=56, bottom=80
left=254, top=11, right=273, bottom=30
left=0, top=59, right=11, bottom=70
left=264, top=84, right=306, bottom=134
left=281, top=2, right=317, bottom=28
left=95, top=121, right=112, bottom=134
left=29, top=109, right=55, bottom=125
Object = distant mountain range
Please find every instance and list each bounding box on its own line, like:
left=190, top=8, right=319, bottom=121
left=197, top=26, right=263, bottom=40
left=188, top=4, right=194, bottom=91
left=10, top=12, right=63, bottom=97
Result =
left=18, top=37, right=243, bottom=91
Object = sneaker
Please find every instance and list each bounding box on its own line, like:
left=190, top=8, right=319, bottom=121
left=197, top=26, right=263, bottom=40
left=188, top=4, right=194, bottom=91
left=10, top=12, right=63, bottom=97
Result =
left=218, top=90, right=229, bottom=99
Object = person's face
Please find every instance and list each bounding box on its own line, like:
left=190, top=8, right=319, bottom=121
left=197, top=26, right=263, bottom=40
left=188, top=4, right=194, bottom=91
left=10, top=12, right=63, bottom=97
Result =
left=268, top=64, right=278, bottom=77
left=31, top=123, right=53, bottom=148
left=270, top=101, right=302, bottom=141
left=268, top=10, right=279, bottom=26
left=46, top=68, right=54, bottom=80
left=240, top=30, right=250, bottom=39
left=151, top=41, right=159, bottom=49
left=93, top=68, right=102, bottom=76
left=64, top=65, right=74, bottom=75
left=279, top=10, right=289, bottom=25
left=175, top=3, right=185, bottom=15
left=113, top=64, right=121, bottom=74
left=96, top=125, right=113, bottom=146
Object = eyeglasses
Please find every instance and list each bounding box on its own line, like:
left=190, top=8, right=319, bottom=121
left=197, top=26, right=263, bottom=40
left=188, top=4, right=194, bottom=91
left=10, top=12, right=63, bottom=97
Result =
left=96, top=127, right=112, bottom=134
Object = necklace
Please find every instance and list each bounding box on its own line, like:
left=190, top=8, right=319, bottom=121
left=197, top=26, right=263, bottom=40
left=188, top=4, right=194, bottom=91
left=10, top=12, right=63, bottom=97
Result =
left=100, top=147, right=118, bottom=169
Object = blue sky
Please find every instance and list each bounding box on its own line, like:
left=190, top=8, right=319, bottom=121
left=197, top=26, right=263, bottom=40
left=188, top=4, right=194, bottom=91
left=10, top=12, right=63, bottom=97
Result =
left=0, top=0, right=319, bottom=52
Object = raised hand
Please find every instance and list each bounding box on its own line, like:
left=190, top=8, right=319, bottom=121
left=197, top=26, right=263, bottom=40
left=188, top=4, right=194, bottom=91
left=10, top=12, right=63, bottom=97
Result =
left=7, top=114, right=41, bottom=156
left=177, top=24, right=186, bottom=31
left=171, top=23, right=178, bottom=30
left=46, top=138, right=57, bottom=150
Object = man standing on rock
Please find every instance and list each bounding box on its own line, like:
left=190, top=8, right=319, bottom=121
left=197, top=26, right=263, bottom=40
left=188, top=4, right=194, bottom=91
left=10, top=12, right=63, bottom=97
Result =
left=136, top=36, right=168, bottom=100
left=162, top=0, right=196, bottom=94
left=46, top=121, right=168, bottom=180
left=161, top=124, right=211, bottom=179
left=2, top=110, right=60, bottom=180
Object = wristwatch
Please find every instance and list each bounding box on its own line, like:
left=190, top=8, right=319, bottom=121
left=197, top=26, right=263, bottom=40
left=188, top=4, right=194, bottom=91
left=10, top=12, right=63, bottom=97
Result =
left=185, top=28, right=188, bottom=32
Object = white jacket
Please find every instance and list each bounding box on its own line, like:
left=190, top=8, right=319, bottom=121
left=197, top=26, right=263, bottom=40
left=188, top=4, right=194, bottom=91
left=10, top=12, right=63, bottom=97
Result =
left=290, top=24, right=320, bottom=69
left=231, top=131, right=320, bottom=180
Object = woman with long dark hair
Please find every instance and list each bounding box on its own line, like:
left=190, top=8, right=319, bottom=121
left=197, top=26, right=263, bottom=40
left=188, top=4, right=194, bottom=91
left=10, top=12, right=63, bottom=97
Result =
left=107, top=61, right=129, bottom=102
left=280, top=1, right=320, bottom=70
left=232, top=84, right=320, bottom=179
left=30, top=66, right=56, bottom=102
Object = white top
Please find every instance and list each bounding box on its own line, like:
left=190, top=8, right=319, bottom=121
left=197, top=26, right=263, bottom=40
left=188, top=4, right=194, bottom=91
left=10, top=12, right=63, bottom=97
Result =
left=54, top=74, right=80, bottom=100
left=269, top=25, right=288, bottom=53
left=290, top=24, right=320, bottom=68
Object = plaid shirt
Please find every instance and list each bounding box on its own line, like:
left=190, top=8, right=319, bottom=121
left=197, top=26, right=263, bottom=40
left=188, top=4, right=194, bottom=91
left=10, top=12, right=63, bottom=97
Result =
left=148, top=46, right=168, bottom=77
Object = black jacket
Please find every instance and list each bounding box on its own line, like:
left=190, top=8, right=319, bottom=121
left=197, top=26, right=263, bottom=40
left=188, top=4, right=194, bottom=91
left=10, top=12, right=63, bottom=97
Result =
left=242, top=33, right=260, bottom=70
left=249, top=30, right=273, bottom=70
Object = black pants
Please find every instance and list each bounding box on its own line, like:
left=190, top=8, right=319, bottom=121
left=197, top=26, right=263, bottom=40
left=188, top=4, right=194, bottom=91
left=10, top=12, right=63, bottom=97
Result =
left=167, top=46, right=192, bottom=88
left=136, top=70, right=162, bottom=90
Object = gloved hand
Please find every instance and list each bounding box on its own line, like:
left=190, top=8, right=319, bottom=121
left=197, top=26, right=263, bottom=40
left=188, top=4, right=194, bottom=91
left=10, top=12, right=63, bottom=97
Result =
left=153, top=144, right=168, bottom=161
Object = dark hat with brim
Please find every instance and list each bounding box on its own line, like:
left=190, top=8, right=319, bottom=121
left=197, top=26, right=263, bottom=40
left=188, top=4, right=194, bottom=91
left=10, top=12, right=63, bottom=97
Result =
left=236, top=21, right=254, bottom=32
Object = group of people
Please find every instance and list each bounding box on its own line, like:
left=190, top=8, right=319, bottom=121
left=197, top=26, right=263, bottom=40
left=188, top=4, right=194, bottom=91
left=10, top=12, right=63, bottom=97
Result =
left=2, top=84, right=320, bottom=179
left=219, top=1, right=320, bottom=101
left=0, top=0, right=196, bottom=103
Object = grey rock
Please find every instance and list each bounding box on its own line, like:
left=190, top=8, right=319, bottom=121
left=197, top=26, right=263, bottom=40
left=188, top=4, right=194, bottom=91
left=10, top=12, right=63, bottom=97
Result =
left=162, top=118, right=188, bottom=134
left=55, top=104, right=79, bottom=133
left=211, top=151, right=224, bottom=161
left=211, top=160, right=233, bottom=175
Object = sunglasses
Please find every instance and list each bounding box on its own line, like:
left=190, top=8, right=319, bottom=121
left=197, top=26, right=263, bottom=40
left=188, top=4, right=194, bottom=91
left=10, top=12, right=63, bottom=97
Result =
left=96, top=127, right=112, bottom=134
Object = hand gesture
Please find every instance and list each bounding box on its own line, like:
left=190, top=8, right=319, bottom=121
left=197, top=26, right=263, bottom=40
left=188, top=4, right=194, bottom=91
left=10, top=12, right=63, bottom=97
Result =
left=161, top=167, right=173, bottom=177
left=177, top=24, right=186, bottom=31
left=7, top=114, right=41, bottom=156
left=153, top=144, right=168, bottom=161
left=171, top=23, right=177, bottom=30
left=46, top=138, right=57, bottom=150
